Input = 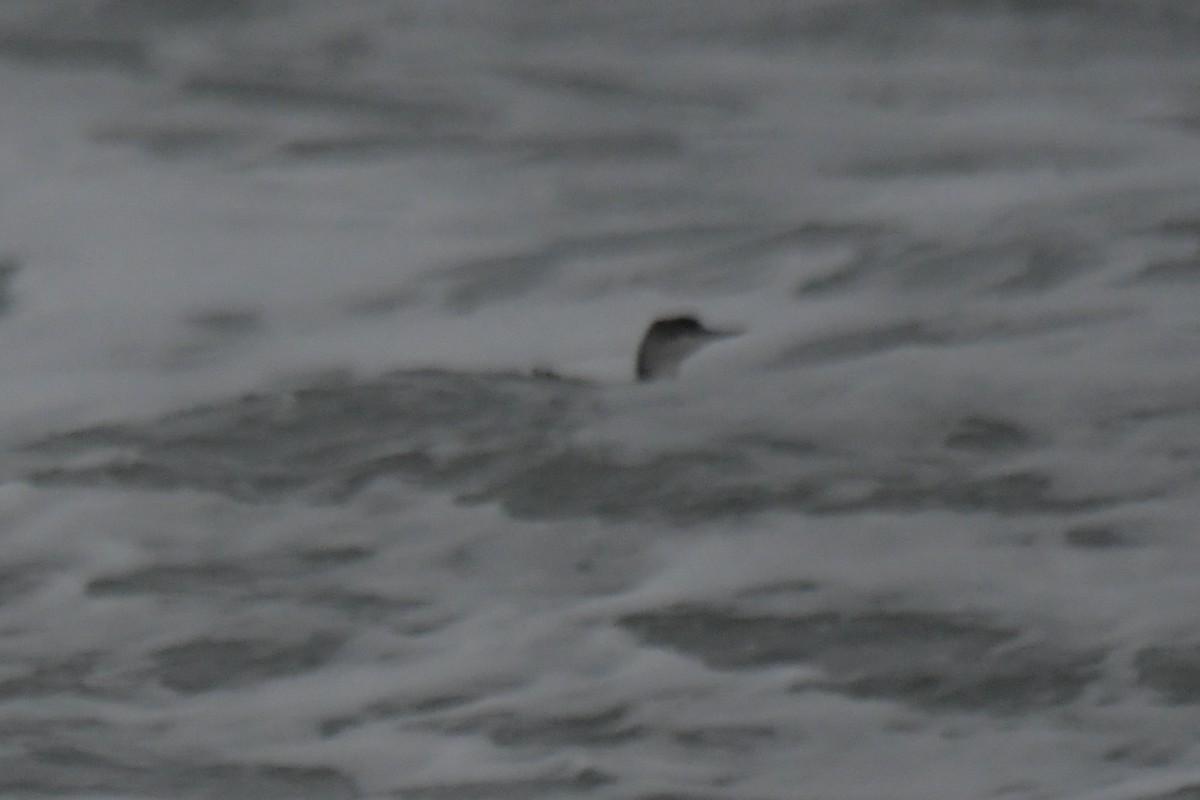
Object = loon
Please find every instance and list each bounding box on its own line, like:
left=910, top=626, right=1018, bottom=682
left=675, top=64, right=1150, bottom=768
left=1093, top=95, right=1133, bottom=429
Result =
left=635, top=315, right=739, bottom=382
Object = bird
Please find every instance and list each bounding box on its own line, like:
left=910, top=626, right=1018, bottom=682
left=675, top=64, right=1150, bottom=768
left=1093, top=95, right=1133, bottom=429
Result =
left=635, top=315, right=739, bottom=382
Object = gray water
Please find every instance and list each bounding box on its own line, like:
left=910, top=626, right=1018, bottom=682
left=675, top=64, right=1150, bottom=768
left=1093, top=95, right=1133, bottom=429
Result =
left=0, top=2, right=1199, bottom=799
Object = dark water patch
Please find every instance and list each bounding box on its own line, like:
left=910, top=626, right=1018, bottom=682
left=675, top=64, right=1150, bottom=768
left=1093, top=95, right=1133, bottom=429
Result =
left=1166, top=111, right=1200, bottom=134
left=902, top=0, right=1200, bottom=60
left=91, top=124, right=249, bottom=157
left=21, top=369, right=587, bottom=503
left=501, top=1, right=922, bottom=50
left=510, top=0, right=1200, bottom=54
left=168, top=763, right=358, bottom=800
left=280, top=131, right=484, bottom=160
left=443, top=705, right=641, bottom=747
left=1135, top=645, right=1200, bottom=704
left=101, top=0, right=273, bottom=25
left=1146, top=788, right=1200, bottom=800
left=21, top=392, right=1114, bottom=519
left=947, top=471, right=1052, bottom=511
left=281, top=130, right=682, bottom=163
left=1134, top=255, right=1200, bottom=283
left=344, top=284, right=422, bottom=317
left=1127, top=214, right=1200, bottom=282
left=395, top=768, right=613, bottom=800
left=302, top=588, right=426, bottom=622
left=0, top=562, right=48, bottom=605
left=296, top=544, right=375, bottom=564
left=0, top=653, right=100, bottom=698
left=843, top=145, right=1118, bottom=180
left=620, top=607, right=1009, bottom=669
left=185, top=307, right=263, bottom=334
left=672, top=724, right=777, bottom=752
left=152, top=632, right=343, bottom=694
left=0, top=254, right=19, bottom=315
left=333, top=450, right=442, bottom=498
left=0, top=742, right=144, bottom=795
left=18, top=421, right=143, bottom=455
left=619, top=606, right=1101, bottom=712
left=503, top=64, right=746, bottom=113
left=320, top=693, right=474, bottom=737
left=1155, top=216, right=1200, bottom=237
left=497, top=2, right=717, bottom=45
left=494, top=0, right=1200, bottom=57
left=1098, top=402, right=1200, bottom=431
left=1064, top=524, right=1128, bottom=549
left=991, top=240, right=1093, bottom=293
left=1101, top=741, right=1169, bottom=767
left=839, top=643, right=1101, bottom=712
left=944, top=416, right=1032, bottom=451
left=747, top=2, right=925, bottom=49
left=87, top=562, right=253, bottom=597
left=28, top=456, right=298, bottom=499
left=727, top=434, right=820, bottom=458
left=16, top=370, right=1121, bottom=519
left=851, top=470, right=1063, bottom=514
left=168, top=325, right=264, bottom=368
left=509, top=131, right=683, bottom=162
left=1155, top=789, right=1200, bottom=800
left=504, top=64, right=658, bottom=100
left=490, top=710, right=643, bottom=747
left=472, top=449, right=783, bottom=523
left=809, top=469, right=1125, bottom=515
left=181, top=73, right=489, bottom=128
left=921, top=0, right=1200, bottom=25
left=0, top=34, right=147, bottom=71
left=88, top=559, right=425, bottom=623
left=0, top=750, right=358, bottom=800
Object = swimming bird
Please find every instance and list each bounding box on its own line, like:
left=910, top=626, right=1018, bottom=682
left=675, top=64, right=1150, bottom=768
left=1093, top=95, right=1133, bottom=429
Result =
left=635, top=315, right=739, bottom=382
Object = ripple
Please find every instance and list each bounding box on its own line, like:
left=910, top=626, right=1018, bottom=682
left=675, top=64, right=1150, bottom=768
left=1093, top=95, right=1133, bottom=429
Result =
left=151, top=633, right=343, bottom=694
left=944, top=416, right=1033, bottom=452
left=395, top=768, right=613, bottom=800
left=1135, top=645, right=1200, bottom=704
left=620, top=606, right=1102, bottom=713
left=444, top=704, right=641, bottom=747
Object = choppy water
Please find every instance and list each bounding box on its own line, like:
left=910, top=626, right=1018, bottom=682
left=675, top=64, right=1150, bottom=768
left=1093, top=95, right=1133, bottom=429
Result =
left=1, top=2, right=1200, bottom=798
